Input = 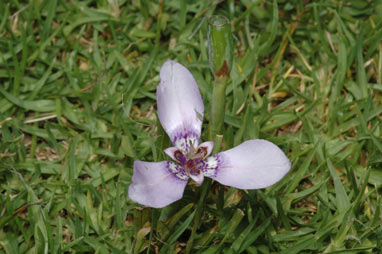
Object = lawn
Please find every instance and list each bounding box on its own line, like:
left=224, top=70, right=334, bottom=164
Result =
left=1, top=0, right=382, bottom=253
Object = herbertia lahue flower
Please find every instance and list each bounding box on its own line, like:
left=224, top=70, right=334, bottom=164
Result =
left=128, top=60, right=291, bottom=208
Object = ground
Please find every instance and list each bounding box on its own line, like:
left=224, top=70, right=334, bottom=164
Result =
left=0, top=0, right=382, bottom=253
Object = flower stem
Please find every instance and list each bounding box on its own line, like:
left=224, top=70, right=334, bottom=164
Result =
left=187, top=15, right=233, bottom=253
left=209, top=77, right=227, bottom=141
left=207, top=15, right=232, bottom=141
left=208, top=15, right=233, bottom=78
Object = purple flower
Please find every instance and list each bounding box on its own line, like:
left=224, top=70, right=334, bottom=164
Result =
left=128, top=60, right=291, bottom=208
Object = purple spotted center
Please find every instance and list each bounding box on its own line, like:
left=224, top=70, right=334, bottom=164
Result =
left=174, top=147, right=208, bottom=176
left=166, top=136, right=221, bottom=182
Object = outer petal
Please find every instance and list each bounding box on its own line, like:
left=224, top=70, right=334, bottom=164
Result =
left=128, top=160, right=188, bottom=208
left=209, top=140, right=291, bottom=189
left=157, top=60, right=204, bottom=146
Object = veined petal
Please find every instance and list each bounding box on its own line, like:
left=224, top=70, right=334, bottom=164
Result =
left=128, top=160, right=188, bottom=208
left=157, top=60, right=204, bottom=148
left=209, top=140, right=291, bottom=189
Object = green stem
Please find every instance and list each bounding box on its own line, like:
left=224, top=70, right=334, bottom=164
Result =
left=209, top=77, right=227, bottom=140
left=186, top=67, right=228, bottom=254
left=186, top=78, right=226, bottom=253
left=186, top=15, right=232, bottom=253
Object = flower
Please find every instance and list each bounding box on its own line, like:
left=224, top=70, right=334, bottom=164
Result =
left=128, top=60, right=291, bottom=208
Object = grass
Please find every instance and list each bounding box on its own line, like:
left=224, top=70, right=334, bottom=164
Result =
left=1, top=0, right=382, bottom=253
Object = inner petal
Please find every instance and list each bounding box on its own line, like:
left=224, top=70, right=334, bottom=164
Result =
left=189, top=170, right=204, bottom=185
left=197, top=141, right=214, bottom=159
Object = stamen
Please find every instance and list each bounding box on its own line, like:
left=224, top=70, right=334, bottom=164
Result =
left=185, top=159, right=196, bottom=170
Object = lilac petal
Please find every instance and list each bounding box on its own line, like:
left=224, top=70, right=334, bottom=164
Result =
left=209, top=140, right=291, bottom=189
left=157, top=60, right=204, bottom=145
left=128, top=160, right=188, bottom=208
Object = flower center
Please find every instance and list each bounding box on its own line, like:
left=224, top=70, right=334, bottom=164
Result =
left=173, top=146, right=208, bottom=176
